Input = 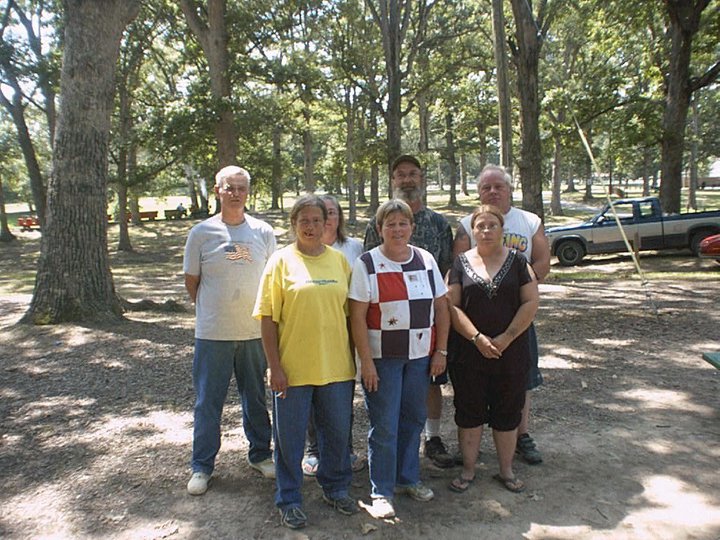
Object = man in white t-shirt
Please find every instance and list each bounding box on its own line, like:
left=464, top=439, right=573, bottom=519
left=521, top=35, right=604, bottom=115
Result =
left=453, top=164, right=550, bottom=465
left=183, top=166, right=277, bottom=495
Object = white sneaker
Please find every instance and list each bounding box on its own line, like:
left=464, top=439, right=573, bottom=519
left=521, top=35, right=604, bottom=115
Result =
left=248, top=457, right=275, bottom=479
left=366, top=497, right=395, bottom=519
left=187, top=471, right=210, bottom=495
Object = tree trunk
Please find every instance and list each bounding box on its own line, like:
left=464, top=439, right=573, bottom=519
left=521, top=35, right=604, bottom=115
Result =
left=345, top=88, right=357, bottom=224
left=22, top=0, right=139, bottom=325
left=510, top=0, right=544, bottom=220
left=180, top=0, right=238, bottom=168
left=686, top=95, right=699, bottom=211
left=0, top=90, right=47, bottom=227
left=550, top=133, right=563, bottom=216
left=271, top=125, right=282, bottom=210
left=302, top=111, right=315, bottom=193
left=659, top=0, right=710, bottom=214
left=642, top=147, right=651, bottom=197
left=444, top=112, right=458, bottom=207
left=0, top=174, right=17, bottom=242
left=369, top=109, right=380, bottom=211
left=460, top=153, right=469, bottom=196
left=492, top=0, right=513, bottom=173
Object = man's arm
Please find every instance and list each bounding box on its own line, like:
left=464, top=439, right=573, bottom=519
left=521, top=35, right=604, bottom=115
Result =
left=184, top=273, right=200, bottom=303
left=530, top=223, right=551, bottom=282
left=453, top=223, right=471, bottom=259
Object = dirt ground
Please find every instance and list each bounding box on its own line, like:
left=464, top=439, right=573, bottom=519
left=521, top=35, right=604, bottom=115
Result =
left=1, top=221, right=719, bottom=540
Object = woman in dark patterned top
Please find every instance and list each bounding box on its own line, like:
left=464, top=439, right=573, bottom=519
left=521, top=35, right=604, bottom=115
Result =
left=447, top=205, right=539, bottom=494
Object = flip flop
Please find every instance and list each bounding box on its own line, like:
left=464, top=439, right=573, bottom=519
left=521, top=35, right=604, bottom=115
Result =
left=492, top=473, right=525, bottom=493
left=448, top=475, right=475, bottom=493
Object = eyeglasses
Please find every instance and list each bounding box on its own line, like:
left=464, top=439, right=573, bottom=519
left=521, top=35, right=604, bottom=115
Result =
left=394, top=172, right=421, bottom=180
left=220, top=183, right=248, bottom=194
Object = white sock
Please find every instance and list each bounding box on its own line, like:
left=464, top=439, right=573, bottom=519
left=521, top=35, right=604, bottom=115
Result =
left=425, top=418, right=441, bottom=439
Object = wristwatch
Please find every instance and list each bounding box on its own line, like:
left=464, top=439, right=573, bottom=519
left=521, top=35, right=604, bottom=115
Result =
left=435, top=349, right=448, bottom=356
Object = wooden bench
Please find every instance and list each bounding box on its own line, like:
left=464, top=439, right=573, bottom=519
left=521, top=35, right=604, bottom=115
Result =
left=164, top=209, right=186, bottom=220
left=702, top=352, right=720, bottom=370
left=107, top=211, right=159, bottom=222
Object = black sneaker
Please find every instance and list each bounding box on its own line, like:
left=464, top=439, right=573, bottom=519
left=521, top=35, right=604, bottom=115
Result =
left=424, top=436, right=455, bottom=468
left=280, top=506, right=307, bottom=529
left=322, top=494, right=359, bottom=515
left=516, top=433, right=543, bottom=465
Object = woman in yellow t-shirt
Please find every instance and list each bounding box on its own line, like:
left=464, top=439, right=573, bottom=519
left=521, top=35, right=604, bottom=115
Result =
left=253, top=195, right=358, bottom=530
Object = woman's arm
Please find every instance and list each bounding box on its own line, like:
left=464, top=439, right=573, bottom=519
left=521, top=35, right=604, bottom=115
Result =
left=447, top=282, right=501, bottom=359
left=430, top=294, right=450, bottom=376
left=490, top=278, right=539, bottom=353
left=260, top=316, right=288, bottom=397
left=349, top=299, right=379, bottom=392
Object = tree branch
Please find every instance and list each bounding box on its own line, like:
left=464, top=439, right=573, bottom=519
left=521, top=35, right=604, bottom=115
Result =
left=690, top=58, right=720, bottom=92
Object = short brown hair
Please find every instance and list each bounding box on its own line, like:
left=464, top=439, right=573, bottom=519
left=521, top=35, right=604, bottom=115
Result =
left=319, top=194, right=347, bottom=243
left=470, top=204, right=505, bottom=230
left=290, top=195, right=327, bottom=229
left=375, top=199, right=414, bottom=229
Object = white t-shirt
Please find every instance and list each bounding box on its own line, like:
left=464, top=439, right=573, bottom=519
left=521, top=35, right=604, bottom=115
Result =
left=184, top=213, right=276, bottom=340
left=460, top=207, right=540, bottom=262
left=332, top=237, right=364, bottom=265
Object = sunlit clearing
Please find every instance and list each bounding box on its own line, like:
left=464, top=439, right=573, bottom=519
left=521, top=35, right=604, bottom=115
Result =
left=616, top=388, right=714, bottom=414
left=90, top=410, right=191, bottom=446
left=587, top=338, right=636, bottom=347
left=621, top=475, right=720, bottom=536
left=541, top=351, right=583, bottom=369
left=25, top=396, right=96, bottom=421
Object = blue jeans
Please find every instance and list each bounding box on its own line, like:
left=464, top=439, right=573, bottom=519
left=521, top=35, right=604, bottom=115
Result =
left=191, top=339, right=272, bottom=474
left=273, top=380, right=353, bottom=510
left=364, top=356, right=430, bottom=498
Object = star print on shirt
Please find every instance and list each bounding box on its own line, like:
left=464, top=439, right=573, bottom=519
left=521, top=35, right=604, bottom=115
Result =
left=388, top=317, right=398, bottom=326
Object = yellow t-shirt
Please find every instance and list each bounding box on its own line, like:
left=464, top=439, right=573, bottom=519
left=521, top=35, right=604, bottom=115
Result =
left=253, top=244, right=356, bottom=386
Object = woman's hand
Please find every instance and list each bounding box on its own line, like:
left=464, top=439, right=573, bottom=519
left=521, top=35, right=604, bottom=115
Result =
left=430, top=351, right=447, bottom=377
left=269, top=367, right=289, bottom=398
left=474, top=333, right=501, bottom=359
left=490, top=332, right=513, bottom=354
left=361, top=360, right=379, bottom=392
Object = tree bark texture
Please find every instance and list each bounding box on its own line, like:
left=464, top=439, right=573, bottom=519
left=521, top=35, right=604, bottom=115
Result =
left=0, top=174, right=16, bottom=242
left=492, top=0, right=513, bottom=173
left=271, top=126, right=282, bottom=210
left=23, top=0, right=139, bottom=324
left=510, top=0, right=544, bottom=220
left=659, top=0, right=715, bottom=213
left=0, top=89, right=47, bottom=227
left=180, top=0, right=238, bottom=168
left=345, top=88, right=357, bottom=224
left=444, top=112, right=458, bottom=206
left=550, top=133, right=563, bottom=216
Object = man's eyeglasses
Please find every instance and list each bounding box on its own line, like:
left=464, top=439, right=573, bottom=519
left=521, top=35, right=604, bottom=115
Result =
left=394, top=172, right=421, bottom=180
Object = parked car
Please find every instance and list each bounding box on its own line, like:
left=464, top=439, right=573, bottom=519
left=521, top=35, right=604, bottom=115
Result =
left=698, top=233, right=720, bottom=262
left=546, top=197, right=720, bottom=266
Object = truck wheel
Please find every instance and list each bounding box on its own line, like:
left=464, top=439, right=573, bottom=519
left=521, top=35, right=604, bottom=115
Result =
left=556, top=240, right=585, bottom=266
left=690, top=230, right=715, bottom=256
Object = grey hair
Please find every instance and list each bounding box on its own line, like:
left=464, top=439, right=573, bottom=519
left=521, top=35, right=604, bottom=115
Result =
left=215, top=165, right=252, bottom=187
left=477, top=164, right=513, bottom=190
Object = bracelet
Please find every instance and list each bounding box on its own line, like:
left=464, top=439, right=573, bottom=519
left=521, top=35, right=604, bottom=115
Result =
left=435, top=349, right=448, bottom=357
left=471, top=332, right=481, bottom=343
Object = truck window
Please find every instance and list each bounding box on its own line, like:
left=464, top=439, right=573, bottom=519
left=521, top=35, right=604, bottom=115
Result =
left=638, top=202, right=656, bottom=219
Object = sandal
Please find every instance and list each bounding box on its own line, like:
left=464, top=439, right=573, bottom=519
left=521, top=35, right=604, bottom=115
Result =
left=492, top=473, right=525, bottom=493
left=448, top=475, right=475, bottom=493
left=302, top=456, right=319, bottom=477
